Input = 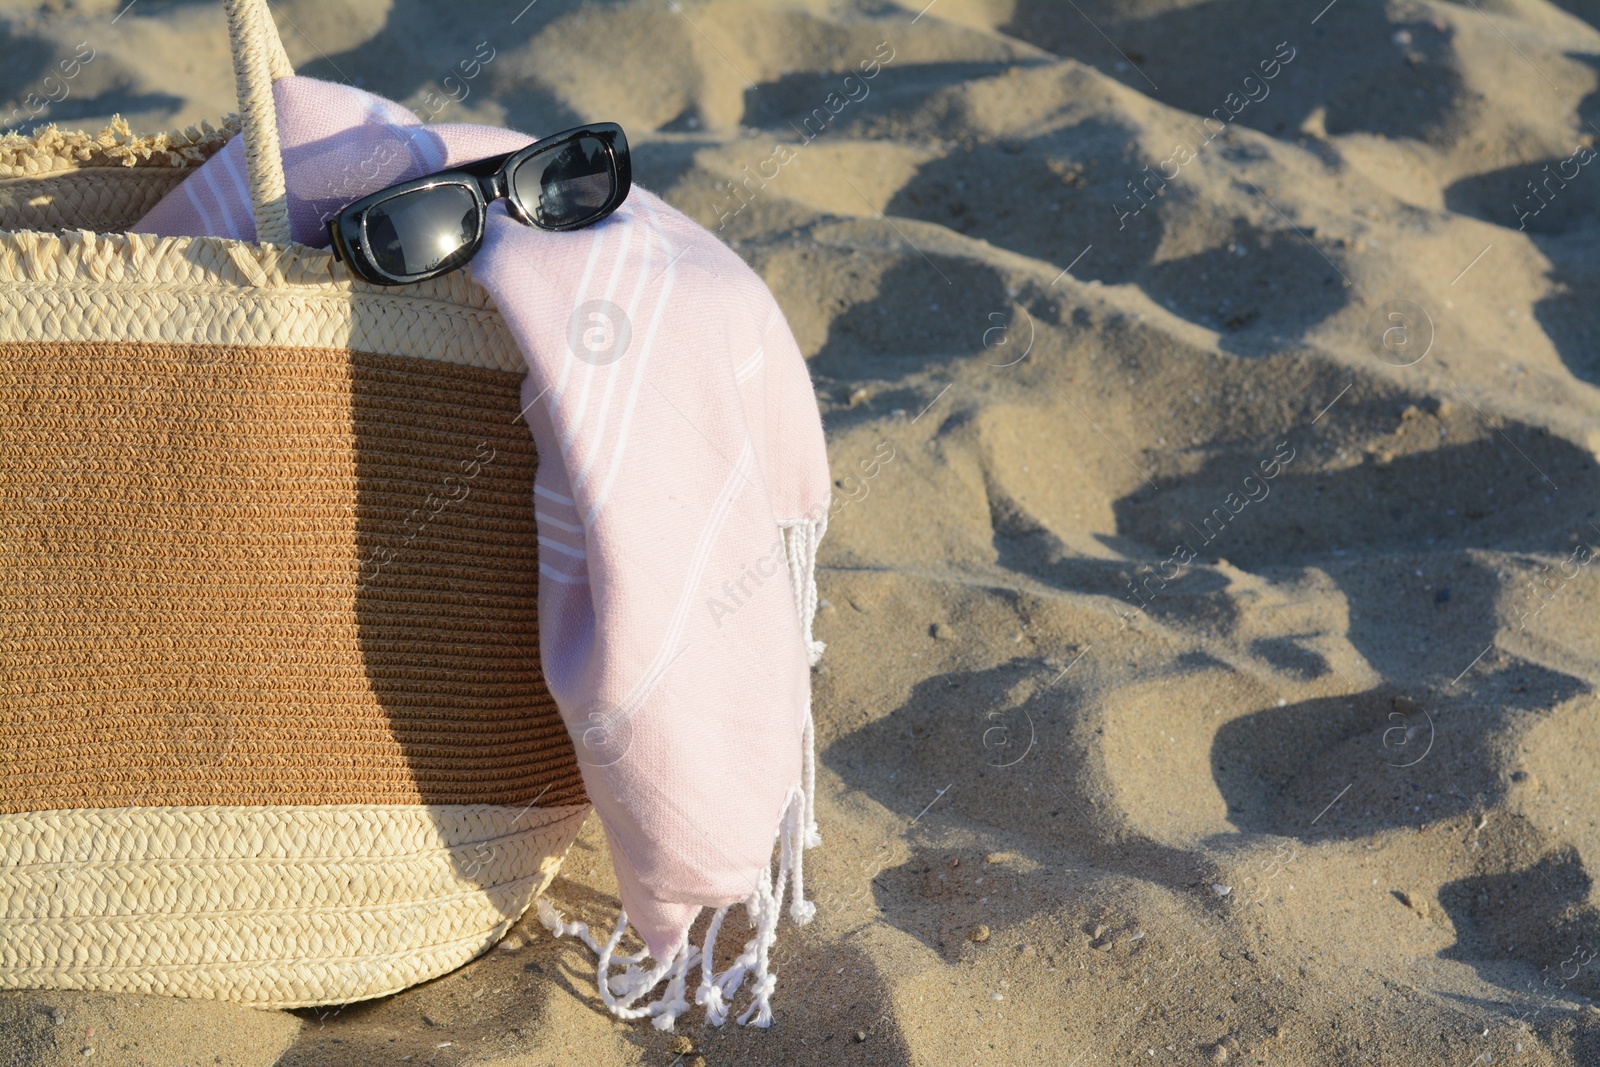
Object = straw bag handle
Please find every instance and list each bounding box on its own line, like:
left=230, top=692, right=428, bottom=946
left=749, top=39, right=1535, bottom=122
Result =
left=224, top=0, right=294, bottom=246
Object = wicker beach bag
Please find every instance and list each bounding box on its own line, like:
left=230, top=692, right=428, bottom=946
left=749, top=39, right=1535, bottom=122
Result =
left=0, top=0, right=588, bottom=1007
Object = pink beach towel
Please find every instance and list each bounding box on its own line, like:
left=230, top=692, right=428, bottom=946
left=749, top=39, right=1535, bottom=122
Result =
left=134, top=77, right=831, bottom=1028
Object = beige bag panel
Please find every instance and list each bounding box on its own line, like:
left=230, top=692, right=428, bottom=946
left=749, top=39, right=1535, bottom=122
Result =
left=0, top=118, right=239, bottom=234
left=0, top=1, right=590, bottom=1009
left=0, top=229, right=524, bottom=372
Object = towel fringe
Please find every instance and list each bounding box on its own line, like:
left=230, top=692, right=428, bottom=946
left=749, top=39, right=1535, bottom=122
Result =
left=800, top=712, right=821, bottom=849
left=779, top=512, right=828, bottom=666
left=781, top=511, right=827, bottom=850
left=734, top=854, right=783, bottom=1027
left=649, top=936, right=696, bottom=1030
left=541, top=787, right=815, bottom=1029
left=693, top=904, right=733, bottom=1024
left=535, top=898, right=647, bottom=967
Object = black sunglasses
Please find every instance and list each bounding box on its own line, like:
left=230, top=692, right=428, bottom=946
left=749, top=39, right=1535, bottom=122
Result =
left=328, top=121, right=631, bottom=286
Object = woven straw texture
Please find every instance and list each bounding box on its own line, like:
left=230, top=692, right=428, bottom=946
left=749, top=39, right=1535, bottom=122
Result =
left=2, top=340, right=584, bottom=812
left=1, top=68, right=588, bottom=1002
left=0, top=229, right=523, bottom=373
left=0, top=802, right=590, bottom=1006
left=0, top=116, right=238, bottom=176
left=0, top=169, right=192, bottom=234
left=0, top=117, right=237, bottom=234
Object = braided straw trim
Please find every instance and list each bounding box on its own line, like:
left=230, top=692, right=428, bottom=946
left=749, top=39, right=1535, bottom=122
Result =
left=0, top=229, right=521, bottom=371
left=1, top=803, right=591, bottom=1007
left=0, top=116, right=238, bottom=176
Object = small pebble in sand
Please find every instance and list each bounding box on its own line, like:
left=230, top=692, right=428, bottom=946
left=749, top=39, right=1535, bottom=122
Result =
left=1209, top=1043, right=1229, bottom=1062
left=690, top=1058, right=707, bottom=1067
left=44, top=1007, right=62, bottom=1025
left=1212, top=884, right=1232, bottom=897
left=855, top=1031, right=868, bottom=1043
left=931, top=622, right=955, bottom=640
left=80, top=1049, right=92, bottom=1058
left=672, top=1035, right=694, bottom=1055
left=1089, top=923, right=1107, bottom=940
left=1395, top=890, right=1431, bottom=920
left=968, top=924, right=990, bottom=942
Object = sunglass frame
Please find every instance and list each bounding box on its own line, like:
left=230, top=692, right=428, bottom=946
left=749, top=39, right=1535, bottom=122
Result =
left=328, top=121, right=631, bottom=287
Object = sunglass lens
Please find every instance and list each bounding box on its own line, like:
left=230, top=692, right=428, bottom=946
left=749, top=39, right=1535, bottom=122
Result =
left=513, top=134, right=614, bottom=227
left=363, top=184, right=479, bottom=278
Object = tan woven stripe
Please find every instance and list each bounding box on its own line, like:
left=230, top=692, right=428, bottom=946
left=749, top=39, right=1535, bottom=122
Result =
left=0, top=168, right=195, bottom=234
left=0, top=230, right=523, bottom=372
left=1, top=342, right=584, bottom=813
left=0, top=803, right=589, bottom=1007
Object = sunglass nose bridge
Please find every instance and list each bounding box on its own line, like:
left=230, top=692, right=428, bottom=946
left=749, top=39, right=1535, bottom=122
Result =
left=481, top=169, right=510, bottom=204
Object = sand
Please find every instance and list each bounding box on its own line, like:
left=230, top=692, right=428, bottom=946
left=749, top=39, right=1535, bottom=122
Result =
left=5, top=0, right=1600, bottom=1063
